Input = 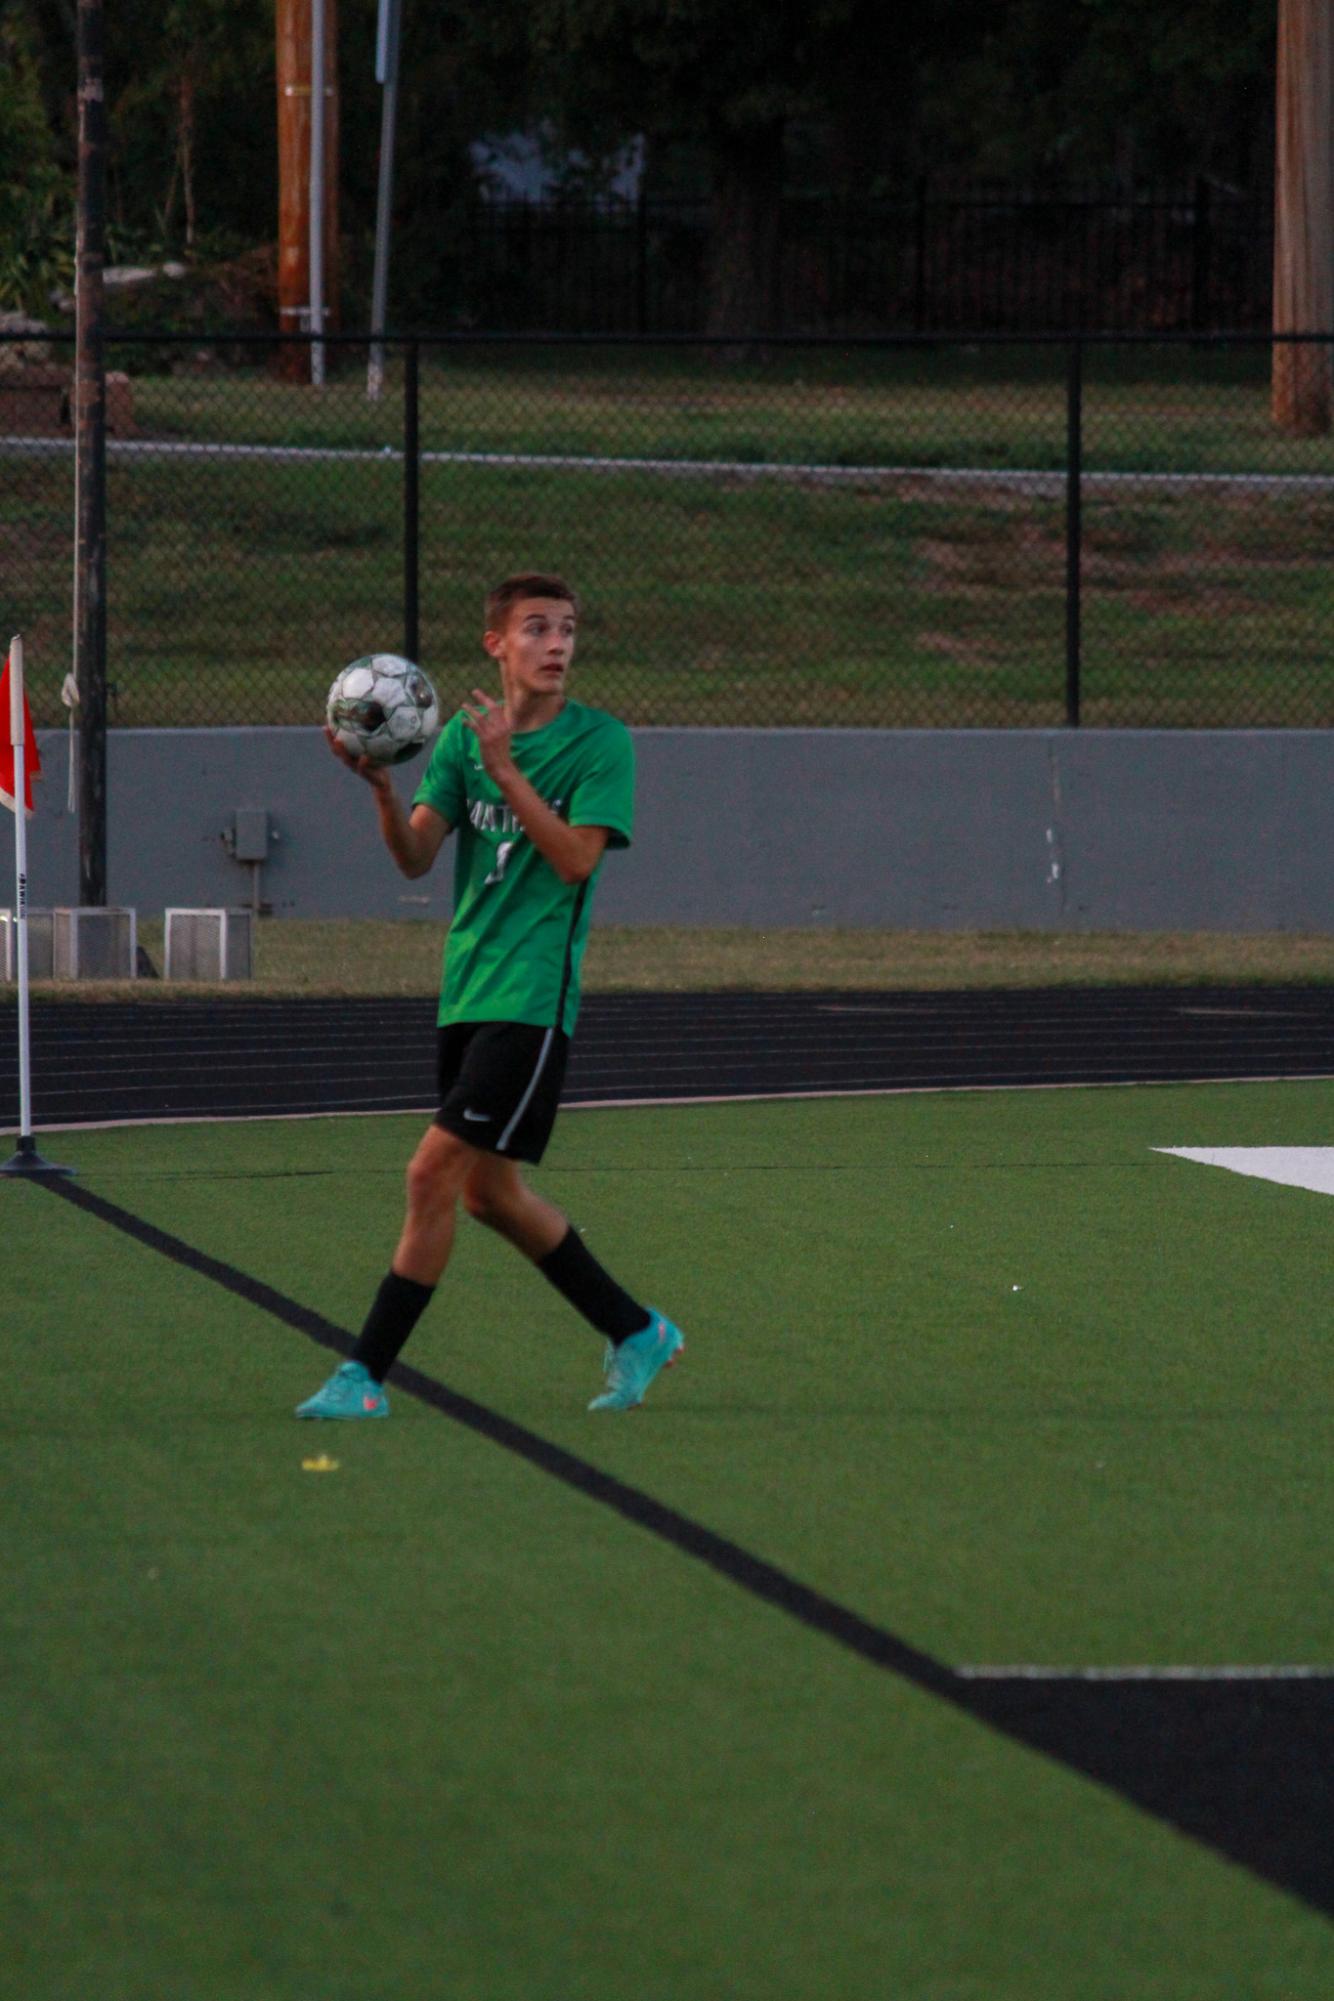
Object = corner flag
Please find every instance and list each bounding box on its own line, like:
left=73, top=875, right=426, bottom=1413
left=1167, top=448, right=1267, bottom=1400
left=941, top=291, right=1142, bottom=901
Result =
left=1, top=646, right=42, bottom=816
left=1, top=635, right=70, bottom=1177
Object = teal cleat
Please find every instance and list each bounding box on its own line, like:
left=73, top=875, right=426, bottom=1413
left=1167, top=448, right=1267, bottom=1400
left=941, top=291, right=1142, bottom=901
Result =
left=295, top=1360, right=390, bottom=1419
left=588, top=1311, right=684, bottom=1413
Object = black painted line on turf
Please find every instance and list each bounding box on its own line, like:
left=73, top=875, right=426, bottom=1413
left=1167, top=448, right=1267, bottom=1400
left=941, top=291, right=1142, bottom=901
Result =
left=958, top=1665, right=1334, bottom=1680
left=37, top=1174, right=1334, bottom=1920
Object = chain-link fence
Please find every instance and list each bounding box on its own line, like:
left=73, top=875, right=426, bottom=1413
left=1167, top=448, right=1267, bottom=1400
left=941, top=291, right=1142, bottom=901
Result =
left=4, top=331, right=1333, bottom=731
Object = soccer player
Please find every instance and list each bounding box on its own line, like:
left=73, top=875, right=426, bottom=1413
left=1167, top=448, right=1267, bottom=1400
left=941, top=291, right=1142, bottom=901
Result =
left=296, top=574, right=684, bottom=1419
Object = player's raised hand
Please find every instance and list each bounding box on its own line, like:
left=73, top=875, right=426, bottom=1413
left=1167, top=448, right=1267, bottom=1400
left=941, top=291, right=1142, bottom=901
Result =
left=325, top=723, right=391, bottom=791
left=461, top=689, right=515, bottom=776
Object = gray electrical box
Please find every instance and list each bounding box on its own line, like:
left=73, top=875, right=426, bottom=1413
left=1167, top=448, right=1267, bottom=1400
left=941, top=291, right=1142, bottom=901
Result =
left=232, top=810, right=271, bottom=863
left=165, top=907, right=254, bottom=981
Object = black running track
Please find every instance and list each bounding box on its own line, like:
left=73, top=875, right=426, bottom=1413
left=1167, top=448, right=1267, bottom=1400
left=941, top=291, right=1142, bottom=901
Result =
left=2, top=985, right=1332, bottom=1128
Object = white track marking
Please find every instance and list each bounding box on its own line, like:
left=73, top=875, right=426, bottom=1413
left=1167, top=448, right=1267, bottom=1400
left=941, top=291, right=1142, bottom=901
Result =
left=956, top=1665, right=1332, bottom=1681
left=14, top=1071, right=1334, bottom=1136
left=1176, top=1006, right=1315, bottom=1018
left=1157, top=1146, right=1334, bottom=1197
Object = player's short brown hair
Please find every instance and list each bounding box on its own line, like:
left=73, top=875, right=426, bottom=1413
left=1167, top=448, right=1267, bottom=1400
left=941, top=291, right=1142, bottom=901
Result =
left=485, top=573, right=579, bottom=631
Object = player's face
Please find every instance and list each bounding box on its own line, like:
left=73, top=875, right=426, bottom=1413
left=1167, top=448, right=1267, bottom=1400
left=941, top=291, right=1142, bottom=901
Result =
left=487, top=599, right=577, bottom=698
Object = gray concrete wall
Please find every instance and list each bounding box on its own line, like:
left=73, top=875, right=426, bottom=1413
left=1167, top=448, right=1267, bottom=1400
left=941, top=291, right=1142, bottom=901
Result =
left=3, top=727, right=1331, bottom=932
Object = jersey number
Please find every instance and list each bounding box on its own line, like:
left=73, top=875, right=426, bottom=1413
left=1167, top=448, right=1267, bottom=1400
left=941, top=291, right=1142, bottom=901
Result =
left=484, top=840, right=516, bottom=887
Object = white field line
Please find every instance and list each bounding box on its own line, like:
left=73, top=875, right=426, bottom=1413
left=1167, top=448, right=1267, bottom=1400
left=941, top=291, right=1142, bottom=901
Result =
left=1156, top=1145, right=1334, bottom=1197
left=11, top=1068, right=1334, bottom=1137
left=4, top=431, right=1334, bottom=496
left=956, top=1665, right=1332, bottom=1681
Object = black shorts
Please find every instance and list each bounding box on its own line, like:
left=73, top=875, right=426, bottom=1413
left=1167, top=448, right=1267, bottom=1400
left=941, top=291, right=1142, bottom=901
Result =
left=434, top=1021, right=570, bottom=1164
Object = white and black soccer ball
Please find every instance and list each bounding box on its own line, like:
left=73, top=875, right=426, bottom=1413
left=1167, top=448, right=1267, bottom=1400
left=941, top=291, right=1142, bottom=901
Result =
left=326, top=654, right=440, bottom=765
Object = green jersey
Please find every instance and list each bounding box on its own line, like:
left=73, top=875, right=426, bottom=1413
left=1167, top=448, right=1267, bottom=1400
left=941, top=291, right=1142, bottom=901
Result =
left=413, top=698, right=634, bottom=1036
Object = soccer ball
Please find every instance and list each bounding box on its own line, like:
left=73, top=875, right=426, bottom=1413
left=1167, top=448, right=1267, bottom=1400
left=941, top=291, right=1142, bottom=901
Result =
left=326, top=654, right=440, bottom=765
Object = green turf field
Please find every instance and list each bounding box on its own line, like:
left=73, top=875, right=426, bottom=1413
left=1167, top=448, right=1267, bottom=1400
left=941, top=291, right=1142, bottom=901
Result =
left=5, top=1078, right=1332, bottom=1997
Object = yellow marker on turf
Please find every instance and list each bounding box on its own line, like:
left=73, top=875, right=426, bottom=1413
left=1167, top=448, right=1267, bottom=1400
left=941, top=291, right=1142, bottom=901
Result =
left=302, top=1454, right=340, bottom=1473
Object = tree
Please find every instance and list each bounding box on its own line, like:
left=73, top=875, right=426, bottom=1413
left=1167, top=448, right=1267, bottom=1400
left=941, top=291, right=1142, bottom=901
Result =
left=462, top=0, right=902, bottom=334
left=447, top=0, right=1277, bottom=332
left=908, top=0, right=1274, bottom=185
left=1, top=0, right=283, bottom=270
left=0, top=0, right=1284, bottom=333
left=0, top=9, right=75, bottom=312
left=102, top=0, right=275, bottom=258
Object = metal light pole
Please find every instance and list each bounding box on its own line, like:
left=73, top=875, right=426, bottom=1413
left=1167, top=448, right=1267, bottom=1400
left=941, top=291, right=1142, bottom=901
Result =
left=310, top=0, right=327, bottom=385
left=75, top=0, right=107, bottom=905
left=367, top=0, right=404, bottom=401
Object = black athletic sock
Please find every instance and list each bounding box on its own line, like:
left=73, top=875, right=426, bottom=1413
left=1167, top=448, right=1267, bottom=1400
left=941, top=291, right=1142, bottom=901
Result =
left=536, top=1227, right=652, bottom=1343
left=351, top=1269, right=435, bottom=1383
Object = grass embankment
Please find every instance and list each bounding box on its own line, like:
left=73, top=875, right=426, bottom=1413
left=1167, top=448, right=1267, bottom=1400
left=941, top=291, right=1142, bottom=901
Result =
left=119, top=341, right=1334, bottom=476
left=7, top=919, right=1332, bottom=1002
left=5, top=343, right=1333, bottom=730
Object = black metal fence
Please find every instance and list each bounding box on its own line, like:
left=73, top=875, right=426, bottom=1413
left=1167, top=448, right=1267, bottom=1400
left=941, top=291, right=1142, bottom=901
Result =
left=3, top=330, right=1332, bottom=732
left=455, top=183, right=1271, bottom=335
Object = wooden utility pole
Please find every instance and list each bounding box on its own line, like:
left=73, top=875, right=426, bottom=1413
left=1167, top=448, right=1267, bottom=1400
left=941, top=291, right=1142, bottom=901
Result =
left=75, top=0, right=108, bottom=905
left=1273, top=0, right=1333, bottom=433
left=276, top=0, right=340, bottom=383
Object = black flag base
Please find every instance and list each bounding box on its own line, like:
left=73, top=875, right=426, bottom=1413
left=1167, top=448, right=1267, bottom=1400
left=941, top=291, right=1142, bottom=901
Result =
left=0, top=1135, right=74, bottom=1177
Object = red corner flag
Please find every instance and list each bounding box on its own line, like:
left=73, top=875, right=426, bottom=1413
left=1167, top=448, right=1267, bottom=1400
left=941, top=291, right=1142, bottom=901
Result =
left=0, top=648, right=41, bottom=817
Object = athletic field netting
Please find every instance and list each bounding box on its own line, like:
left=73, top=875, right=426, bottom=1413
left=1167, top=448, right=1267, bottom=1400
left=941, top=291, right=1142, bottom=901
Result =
left=4, top=1079, right=1332, bottom=1998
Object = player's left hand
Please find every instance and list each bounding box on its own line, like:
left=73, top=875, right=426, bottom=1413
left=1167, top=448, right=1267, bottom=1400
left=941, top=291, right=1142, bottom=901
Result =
left=461, top=690, right=515, bottom=778
left=324, top=722, right=392, bottom=792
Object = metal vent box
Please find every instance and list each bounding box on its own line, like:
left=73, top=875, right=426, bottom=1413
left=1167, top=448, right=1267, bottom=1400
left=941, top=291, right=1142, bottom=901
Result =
left=52, top=907, right=137, bottom=980
left=1, top=909, right=55, bottom=981
left=164, top=908, right=254, bottom=981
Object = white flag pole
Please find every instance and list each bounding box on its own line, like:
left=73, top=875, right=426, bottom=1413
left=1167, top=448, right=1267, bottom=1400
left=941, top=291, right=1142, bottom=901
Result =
left=11, top=636, right=32, bottom=1141
left=2, top=636, right=71, bottom=1178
